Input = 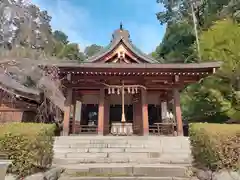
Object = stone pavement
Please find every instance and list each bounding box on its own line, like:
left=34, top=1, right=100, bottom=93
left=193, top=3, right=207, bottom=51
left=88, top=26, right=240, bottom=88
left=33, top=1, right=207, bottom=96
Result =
left=53, top=136, right=193, bottom=179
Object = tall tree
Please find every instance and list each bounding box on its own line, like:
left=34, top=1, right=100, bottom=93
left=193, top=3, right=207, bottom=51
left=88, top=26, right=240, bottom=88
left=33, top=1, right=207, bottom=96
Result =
left=153, top=21, right=196, bottom=63
left=154, top=0, right=233, bottom=63
left=199, top=19, right=240, bottom=121
left=182, top=19, right=240, bottom=122
left=0, top=0, right=54, bottom=52
left=53, top=30, right=69, bottom=44
left=55, top=43, right=85, bottom=61
left=84, top=44, right=103, bottom=58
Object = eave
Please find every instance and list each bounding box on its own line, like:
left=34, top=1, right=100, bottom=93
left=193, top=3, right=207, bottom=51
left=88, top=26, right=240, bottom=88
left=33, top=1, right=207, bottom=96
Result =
left=56, top=61, right=222, bottom=72
left=57, top=61, right=221, bottom=90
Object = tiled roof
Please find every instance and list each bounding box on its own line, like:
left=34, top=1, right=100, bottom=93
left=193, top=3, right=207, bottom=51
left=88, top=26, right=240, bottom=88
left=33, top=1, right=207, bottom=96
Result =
left=52, top=61, right=221, bottom=71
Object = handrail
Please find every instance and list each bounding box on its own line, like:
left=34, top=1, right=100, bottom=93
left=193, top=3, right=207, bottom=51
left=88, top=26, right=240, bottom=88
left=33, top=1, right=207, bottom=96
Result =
left=149, top=123, right=175, bottom=136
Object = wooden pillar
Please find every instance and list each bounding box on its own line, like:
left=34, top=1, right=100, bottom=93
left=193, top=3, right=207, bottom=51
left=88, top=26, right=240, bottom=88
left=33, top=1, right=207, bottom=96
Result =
left=141, top=89, right=149, bottom=136
left=133, top=94, right=142, bottom=135
left=71, top=91, right=77, bottom=134
left=74, top=100, right=82, bottom=134
left=63, top=88, right=72, bottom=136
left=98, top=88, right=105, bottom=135
left=71, top=100, right=76, bottom=134
left=173, top=88, right=183, bottom=136
left=103, top=95, right=109, bottom=135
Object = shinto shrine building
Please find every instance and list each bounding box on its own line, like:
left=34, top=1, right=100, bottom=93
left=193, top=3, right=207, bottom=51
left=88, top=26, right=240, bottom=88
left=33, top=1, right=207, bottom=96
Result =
left=57, top=25, right=220, bottom=136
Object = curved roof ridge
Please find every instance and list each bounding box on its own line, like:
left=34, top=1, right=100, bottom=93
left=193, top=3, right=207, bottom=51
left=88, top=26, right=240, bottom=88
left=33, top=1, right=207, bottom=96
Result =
left=86, top=25, right=161, bottom=63
left=86, top=37, right=159, bottom=63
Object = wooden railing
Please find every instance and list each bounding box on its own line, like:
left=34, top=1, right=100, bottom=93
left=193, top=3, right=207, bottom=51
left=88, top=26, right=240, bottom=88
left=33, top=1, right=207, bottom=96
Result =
left=70, top=121, right=175, bottom=136
left=149, top=123, right=175, bottom=136
left=78, top=125, right=98, bottom=134
left=70, top=121, right=98, bottom=134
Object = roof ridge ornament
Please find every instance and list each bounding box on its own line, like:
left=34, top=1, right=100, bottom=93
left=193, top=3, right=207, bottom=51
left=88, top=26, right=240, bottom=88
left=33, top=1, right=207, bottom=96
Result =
left=120, top=22, right=123, bottom=30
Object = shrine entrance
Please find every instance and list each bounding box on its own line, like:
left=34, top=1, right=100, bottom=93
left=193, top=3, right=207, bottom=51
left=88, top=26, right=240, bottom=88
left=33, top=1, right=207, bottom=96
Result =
left=78, top=104, right=98, bottom=134
left=109, top=104, right=134, bottom=136
left=107, top=88, right=135, bottom=136
left=109, top=105, right=133, bottom=123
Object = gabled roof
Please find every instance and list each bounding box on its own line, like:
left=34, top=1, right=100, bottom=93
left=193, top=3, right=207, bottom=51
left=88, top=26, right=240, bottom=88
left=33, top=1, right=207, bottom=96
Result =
left=86, top=24, right=158, bottom=63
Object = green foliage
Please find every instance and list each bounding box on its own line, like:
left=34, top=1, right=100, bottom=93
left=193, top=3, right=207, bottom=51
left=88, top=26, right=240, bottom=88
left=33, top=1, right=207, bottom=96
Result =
left=52, top=42, right=85, bottom=62
left=181, top=84, right=228, bottom=123
left=199, top=19, right=240, bottom=121
left=56, top=43, right=81, bottom=60
left=155, top=0, right=240, bottom=123
left=156, top=0, right=190, bottom=25
left=154, top=21, right=196, bottom=63
left=84, top=44, right=103, bottom=58
left=53, top=30, right=69, bottom=44
left=155, top=0, right=234, bottom=63
left=221, top=0, right=240, bottom=22
left=0, top=123, right=56, bottom=178
left=157, top=0, right=231, bottom=28
left=189, top=123, right=240, bottom=171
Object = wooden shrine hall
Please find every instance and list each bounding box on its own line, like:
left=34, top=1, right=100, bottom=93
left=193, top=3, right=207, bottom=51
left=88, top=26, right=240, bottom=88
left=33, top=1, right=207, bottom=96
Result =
left=56, top=24, right=221, bottom=136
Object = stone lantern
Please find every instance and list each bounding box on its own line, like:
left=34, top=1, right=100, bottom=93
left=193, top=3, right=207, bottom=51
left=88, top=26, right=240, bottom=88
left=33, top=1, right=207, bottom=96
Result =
left=0, top=153, right=12, bottom=180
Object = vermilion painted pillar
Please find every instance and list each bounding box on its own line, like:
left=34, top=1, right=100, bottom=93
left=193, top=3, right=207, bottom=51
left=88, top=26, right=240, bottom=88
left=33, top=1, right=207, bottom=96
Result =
left=98, top=88, right=105, bottom=135
left=63, top=88, right=72, bottom=136
left=71, top=101, right=76, bottom=134
left=103, top=95, right=109, bottom=135
left=141, top=89, right=149, bottom=136
left=173, top=88, right=183, bottom=136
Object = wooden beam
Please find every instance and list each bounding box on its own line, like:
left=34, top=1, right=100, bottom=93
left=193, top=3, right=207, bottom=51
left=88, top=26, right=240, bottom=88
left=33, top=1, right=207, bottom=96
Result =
left=0, top=108, right=36, bottom=112
left=63, top=74, right=203, bottom=83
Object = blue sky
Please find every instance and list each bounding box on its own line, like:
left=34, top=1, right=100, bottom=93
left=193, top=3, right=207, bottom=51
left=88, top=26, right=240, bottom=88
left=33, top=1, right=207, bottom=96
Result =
left=31, top=0, right=166, bottom=53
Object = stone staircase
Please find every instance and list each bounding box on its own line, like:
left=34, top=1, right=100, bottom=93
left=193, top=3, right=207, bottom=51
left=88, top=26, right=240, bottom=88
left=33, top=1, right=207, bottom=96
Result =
left=53, top=136, right=194, bottom=180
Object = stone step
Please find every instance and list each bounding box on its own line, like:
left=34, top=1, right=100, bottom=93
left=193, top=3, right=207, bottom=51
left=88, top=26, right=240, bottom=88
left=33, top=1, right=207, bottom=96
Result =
left=54, top=144, right=189, bottom=149
left=54, top=137, right=190, bottom=146
left=54, top=152, right=191, bottom=159
left=56, top=163, right=190, bottom=178
left=54, top=144, right=163, bottom=149
left=54, top=143, right=190, bottom=149
left=54, top=147, right=190, bottom=154
left=53, top=156, right=191, bottom=164
left=59, top=176, right=196, bottom=180
left=55, top=136, right=189, bottom=140
left=54, top=140, right=189, bottom=147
